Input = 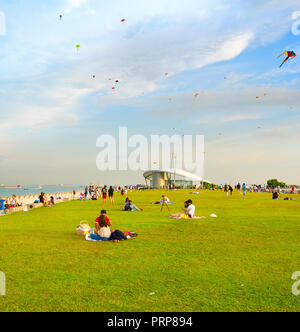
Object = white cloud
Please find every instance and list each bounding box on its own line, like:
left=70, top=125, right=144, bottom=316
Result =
left=67, top=0, right=88, bottom=9
left=222, top=114, right=262, bottom=123
left=1, top=0, right=300, bottom=184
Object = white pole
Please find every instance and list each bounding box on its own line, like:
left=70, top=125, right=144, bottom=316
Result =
left=202, top=152, right=205, bottom=189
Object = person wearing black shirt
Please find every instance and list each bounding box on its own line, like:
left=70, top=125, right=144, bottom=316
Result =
left=108, top=186, right=114, bottom=205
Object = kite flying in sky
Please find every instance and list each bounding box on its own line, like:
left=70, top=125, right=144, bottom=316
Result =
left=278, top=51, right=296, bottom=68
left=193, top=93, right=199, bottom=102
left=121, top=19, right=126, bottom=23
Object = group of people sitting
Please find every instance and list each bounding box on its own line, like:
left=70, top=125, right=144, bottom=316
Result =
left=38, top=193, right=55, bottom=207
left=2, top=195, right=22, bottom=211
left=88, top=210, right=137, bottom=242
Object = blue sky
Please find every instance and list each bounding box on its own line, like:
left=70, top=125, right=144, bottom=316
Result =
left=0, top=0, right=300, bottom=185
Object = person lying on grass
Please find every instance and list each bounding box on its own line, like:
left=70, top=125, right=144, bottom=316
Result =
left=170, top=200, right=196, bottom=219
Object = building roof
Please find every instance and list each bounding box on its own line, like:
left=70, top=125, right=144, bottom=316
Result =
left=143, top=169, right=211, bottom=183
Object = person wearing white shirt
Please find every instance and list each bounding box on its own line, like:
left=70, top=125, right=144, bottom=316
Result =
left=185, top=200, right=196, bottom=218
left=160, top=195, right=170, bottom=212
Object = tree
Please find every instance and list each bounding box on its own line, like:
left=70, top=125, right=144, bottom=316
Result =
left=267, top=179, right=279, bottom=187
left=267, top=179, right=286, bottom=188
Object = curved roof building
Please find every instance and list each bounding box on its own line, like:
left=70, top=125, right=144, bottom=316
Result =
left=143, top=169, right=209, bottom=189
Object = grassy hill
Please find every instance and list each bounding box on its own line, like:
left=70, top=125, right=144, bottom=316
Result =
left=0, top=189, right=299, bottom=312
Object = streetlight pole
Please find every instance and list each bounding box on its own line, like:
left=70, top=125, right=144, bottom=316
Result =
left=202, top=152, right=206, bottom=189
left=173, top=153, right=177, bottom=188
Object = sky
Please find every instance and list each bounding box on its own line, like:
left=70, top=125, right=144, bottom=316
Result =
left=0, top=0, right=300, bottom=185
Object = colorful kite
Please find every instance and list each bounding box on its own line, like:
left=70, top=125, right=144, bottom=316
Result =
left=76, top=45, right=80, bottom=52
left=121, top=19, right=126, bottom=23
left=59, top=15, right=62, bottom=20
left=278, top=51, right=296, bottom=68
left=193, top=93, right=199, bottom=102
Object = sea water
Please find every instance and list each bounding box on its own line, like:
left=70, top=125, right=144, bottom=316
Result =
left=0, top=185, right=83, bottom=198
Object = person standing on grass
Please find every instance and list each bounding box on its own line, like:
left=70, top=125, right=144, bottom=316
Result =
left=108, top=186, right=115, bottom=205
left=102, top=185, right=108, bottom=206
left=243, top=183, right=247, bottom=197
left=229, top=184, right=234, bottom=196
left=224, top=184, right=229, bottom=197
left=161, top=195, right=170, bottom=212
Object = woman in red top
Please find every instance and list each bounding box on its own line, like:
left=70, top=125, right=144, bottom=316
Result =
left=102, top=186, right=108, bottom=206
left=95, top=210, right=112, bottom=235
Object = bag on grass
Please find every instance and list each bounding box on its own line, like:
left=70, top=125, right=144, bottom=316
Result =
left=76, top=221, right=91, bottom=236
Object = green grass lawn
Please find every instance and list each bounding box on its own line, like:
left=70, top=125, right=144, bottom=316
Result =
left=0, top=189, right=299, bottom=312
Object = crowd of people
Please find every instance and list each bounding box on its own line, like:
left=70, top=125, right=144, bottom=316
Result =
left=1, top=180, right=298, bottom=217
left=80, top=184, right=144, bottom=205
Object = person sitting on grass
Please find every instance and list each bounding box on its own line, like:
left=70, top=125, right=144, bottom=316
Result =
left=95, top=210, right=112, bottom=239
left=170, top=200, right=196, bottom=219
left=272, top=191, right=280, bottom=200
left=93, top=210, right=127, bottom=242
left=124, top=200, right=143, bottom=211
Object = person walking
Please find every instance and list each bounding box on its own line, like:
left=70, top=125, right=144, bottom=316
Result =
left=243, top=183, right=247, bottom=197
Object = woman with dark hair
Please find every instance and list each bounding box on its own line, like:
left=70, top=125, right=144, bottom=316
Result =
left=95, top=210, right=112, bottom=239
left=94, top=210, right=127, bottom=242
left=169, top=200, right=196, bottom=219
